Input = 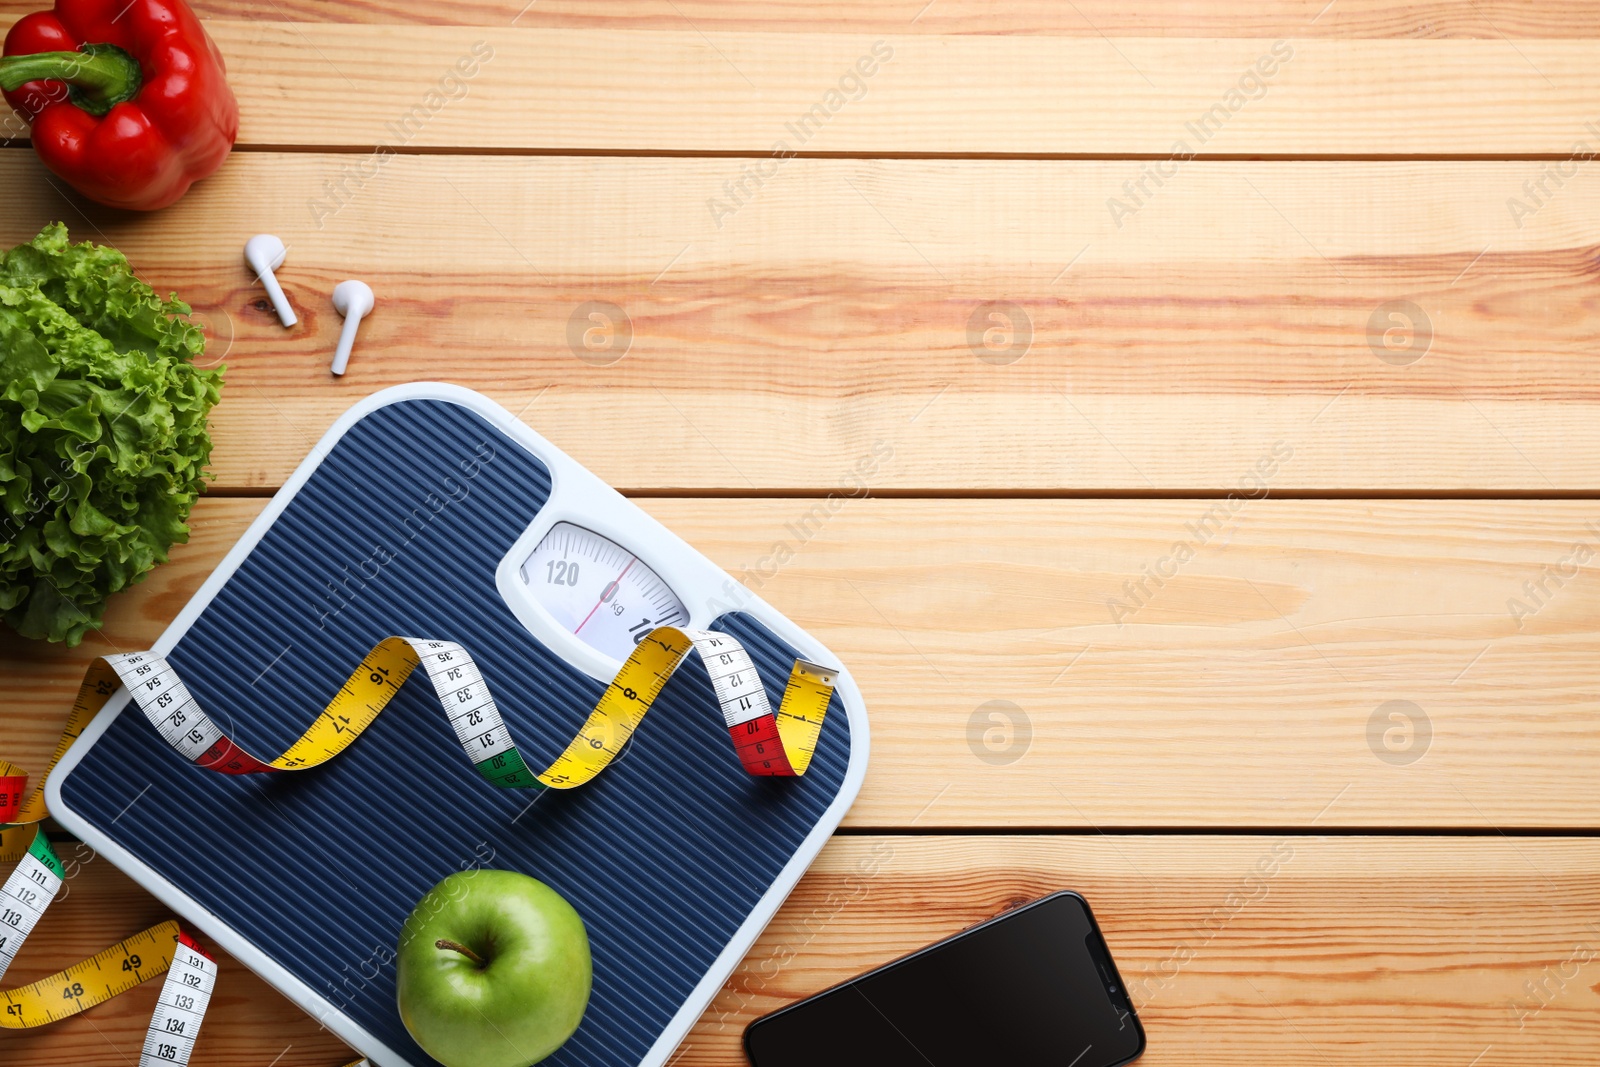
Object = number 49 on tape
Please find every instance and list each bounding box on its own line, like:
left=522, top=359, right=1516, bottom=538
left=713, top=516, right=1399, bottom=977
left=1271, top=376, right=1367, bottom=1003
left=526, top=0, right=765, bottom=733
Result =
left=0, top=826, right=218, bottom=1067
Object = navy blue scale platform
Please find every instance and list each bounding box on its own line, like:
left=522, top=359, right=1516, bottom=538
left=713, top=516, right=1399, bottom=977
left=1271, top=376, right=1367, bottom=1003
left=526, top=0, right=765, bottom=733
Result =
left=48, top=387, right=868, bottom=1067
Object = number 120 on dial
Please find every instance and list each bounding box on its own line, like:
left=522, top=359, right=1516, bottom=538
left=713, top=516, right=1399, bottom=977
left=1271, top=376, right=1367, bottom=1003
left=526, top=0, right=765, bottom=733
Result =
left=519, top=522, right=689, bottom=663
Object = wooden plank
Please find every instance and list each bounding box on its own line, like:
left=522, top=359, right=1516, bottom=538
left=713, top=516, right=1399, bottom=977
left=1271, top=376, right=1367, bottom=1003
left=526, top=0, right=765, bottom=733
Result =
left=7, top=0, right=1599, bottom=36
left=7, top=835, right=1597, bottom=1065
left=1, top=0, right=1597, bottom=36
left=706, top=836, right=1600, bottom=1066
left=4, top=20, right=1600, bottom=154
left=5, top=152, right=1600, bottom=493
left=8, top=496, right=1600, bottom=829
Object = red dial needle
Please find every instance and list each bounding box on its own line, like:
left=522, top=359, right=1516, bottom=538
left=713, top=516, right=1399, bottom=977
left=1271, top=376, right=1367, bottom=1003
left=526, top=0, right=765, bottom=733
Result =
left=574, top=557, right=635, bottom=635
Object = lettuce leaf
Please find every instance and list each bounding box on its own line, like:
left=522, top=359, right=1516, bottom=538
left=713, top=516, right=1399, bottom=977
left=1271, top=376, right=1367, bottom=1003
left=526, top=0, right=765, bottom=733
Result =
left=0, top=223, right=223, bottom=646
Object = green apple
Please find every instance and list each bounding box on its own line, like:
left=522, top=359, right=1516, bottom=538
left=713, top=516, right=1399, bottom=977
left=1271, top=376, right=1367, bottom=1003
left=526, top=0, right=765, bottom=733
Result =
left=396, top=869, right=592, bottom=1067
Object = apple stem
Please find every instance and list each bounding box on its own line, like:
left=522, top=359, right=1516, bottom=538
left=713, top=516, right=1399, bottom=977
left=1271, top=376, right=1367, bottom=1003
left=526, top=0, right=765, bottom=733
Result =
left=435, top=938, right=487, bottom=968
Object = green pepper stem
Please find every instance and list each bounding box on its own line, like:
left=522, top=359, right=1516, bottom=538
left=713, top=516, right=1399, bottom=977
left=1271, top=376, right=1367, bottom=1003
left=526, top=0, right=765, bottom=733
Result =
left=0, top=46, right=142, bottom=116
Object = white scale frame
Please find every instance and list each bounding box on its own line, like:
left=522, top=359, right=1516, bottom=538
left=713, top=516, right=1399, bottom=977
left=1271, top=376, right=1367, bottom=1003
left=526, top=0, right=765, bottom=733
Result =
left=46, top=382, right=871, bottom=1067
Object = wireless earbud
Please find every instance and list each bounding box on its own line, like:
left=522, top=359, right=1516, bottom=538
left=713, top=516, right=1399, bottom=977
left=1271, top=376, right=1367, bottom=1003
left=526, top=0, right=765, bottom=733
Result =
left=244, top=234, right=296, bottom=327
left=330, top=280, right=374, bottom=376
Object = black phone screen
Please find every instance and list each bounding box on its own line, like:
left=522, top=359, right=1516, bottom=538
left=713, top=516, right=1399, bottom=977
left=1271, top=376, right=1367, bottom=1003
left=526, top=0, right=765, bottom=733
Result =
left=744, top=892, right=1143, bottom=1067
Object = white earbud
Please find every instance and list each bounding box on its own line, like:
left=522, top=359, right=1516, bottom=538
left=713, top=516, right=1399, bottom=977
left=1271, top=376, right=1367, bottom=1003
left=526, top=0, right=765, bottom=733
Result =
left=244, top=234, right=296, bottom=327
left=330, top=280, right=375, bottom=376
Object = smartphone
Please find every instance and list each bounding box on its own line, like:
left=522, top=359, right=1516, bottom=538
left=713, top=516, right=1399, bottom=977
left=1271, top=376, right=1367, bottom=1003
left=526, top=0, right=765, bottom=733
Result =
left=744, top=891, right=1144, bottom=1067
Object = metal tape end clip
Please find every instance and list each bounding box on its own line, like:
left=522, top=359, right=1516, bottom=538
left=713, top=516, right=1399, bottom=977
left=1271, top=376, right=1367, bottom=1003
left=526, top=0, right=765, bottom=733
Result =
left=794, top=659, right=839, bottom=687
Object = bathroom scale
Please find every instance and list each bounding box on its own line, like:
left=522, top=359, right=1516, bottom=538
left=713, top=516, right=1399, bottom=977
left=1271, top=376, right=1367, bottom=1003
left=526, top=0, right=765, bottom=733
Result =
left=43, top=383, right=870, bottom=1066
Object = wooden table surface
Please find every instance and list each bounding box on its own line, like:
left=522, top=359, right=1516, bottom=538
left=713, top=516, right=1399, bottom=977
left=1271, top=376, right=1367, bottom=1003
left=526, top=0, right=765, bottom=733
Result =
left=4, top=1, right=1600, bottom=1063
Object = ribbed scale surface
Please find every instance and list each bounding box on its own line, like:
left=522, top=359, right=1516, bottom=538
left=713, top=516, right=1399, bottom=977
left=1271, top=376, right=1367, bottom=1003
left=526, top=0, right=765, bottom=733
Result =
left=59, top=399, right=852, bottom=1066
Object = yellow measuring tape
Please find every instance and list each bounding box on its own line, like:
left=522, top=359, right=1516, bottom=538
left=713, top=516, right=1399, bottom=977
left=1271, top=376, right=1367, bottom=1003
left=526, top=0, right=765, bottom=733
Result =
left=2, top=625, right=834, bottom=1060
left=0, top=819, right=214, bottom=1062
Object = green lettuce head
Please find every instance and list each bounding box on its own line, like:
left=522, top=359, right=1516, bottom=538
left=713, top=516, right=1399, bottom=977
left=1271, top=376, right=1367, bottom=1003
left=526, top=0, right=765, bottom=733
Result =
left=0, top=223, right=223, bottom=646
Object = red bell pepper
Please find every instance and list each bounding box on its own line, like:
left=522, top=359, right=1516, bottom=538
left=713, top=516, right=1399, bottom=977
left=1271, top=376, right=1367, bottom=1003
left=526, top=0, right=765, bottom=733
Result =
left=0, top=0, right=238, bottom=211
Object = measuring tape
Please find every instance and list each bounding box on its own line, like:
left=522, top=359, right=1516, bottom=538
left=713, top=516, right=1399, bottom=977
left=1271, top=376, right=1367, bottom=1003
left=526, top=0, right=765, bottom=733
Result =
left=2, top=625, right=833, bottom=1059
left=0, top=824, right=217, bottom=1063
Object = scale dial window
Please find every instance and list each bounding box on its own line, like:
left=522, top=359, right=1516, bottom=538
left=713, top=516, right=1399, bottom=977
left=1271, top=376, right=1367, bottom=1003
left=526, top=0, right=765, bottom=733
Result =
left=520, top=522, right=689, bottom=663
